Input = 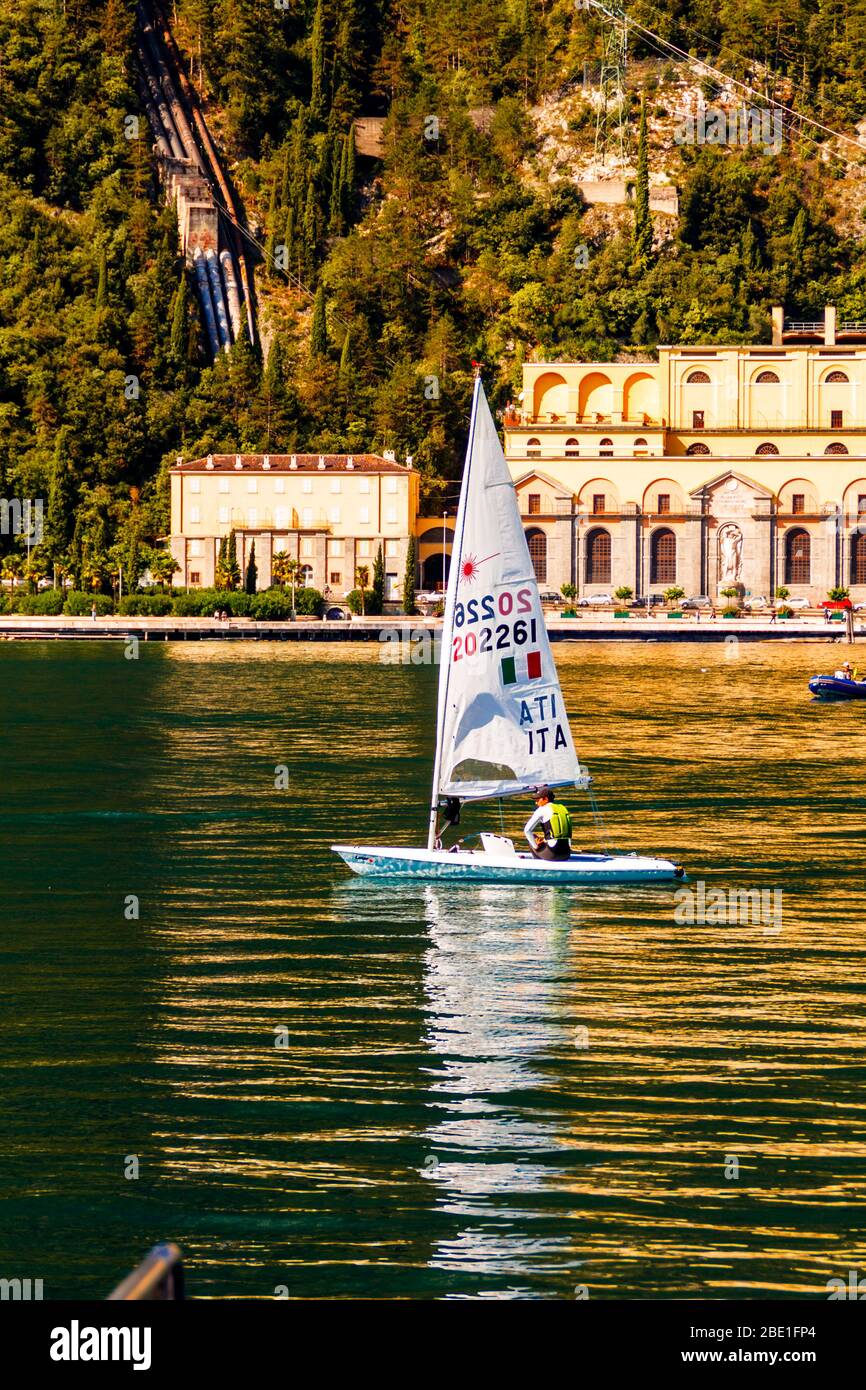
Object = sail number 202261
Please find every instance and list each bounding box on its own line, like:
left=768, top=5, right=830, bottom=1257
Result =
left=452, top=587, right=536, bottom=662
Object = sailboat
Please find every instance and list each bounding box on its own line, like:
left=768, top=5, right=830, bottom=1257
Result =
left=332, top=377, right=684, bottom=884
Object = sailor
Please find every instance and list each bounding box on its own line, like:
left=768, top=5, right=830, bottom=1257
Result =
left=835, top=661, right=855, bottom=680
left=524, top=786, right=572, bottom=860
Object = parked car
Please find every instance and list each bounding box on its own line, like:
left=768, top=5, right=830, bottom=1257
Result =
left=578, top=593, right=614, bottom=607
left=537, top=590, right=562, bottom=605
left=629, top=594, right=666, bottom=608
left=681, top=595, right=712, bottom=609
left=783, top=596, right=811, bottom=609
left=743, top=595, right=768, bottom=611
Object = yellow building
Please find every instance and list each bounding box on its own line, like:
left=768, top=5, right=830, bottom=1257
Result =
left=169, top=451, right=419, bottom=600
left=502, top=308, right=866, bottom=604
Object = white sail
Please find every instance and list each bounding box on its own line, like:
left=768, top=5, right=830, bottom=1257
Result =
left=430, top=379, right=583, bottom=816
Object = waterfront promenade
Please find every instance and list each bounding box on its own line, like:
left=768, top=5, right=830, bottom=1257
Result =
left=0, top=614, right=861, bottom=643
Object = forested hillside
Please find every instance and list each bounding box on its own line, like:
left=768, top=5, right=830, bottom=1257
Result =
left=1, top=0, right=866, bottom=591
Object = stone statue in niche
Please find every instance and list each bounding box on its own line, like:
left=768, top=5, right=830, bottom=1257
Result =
left=718, top=523, right=743, bottom=583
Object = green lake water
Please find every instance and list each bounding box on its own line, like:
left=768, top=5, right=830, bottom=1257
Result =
left=1, top=638, right=865, bottom=1299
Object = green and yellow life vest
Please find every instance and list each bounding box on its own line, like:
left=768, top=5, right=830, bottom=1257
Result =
left=549, top=802, right=572, bottom=841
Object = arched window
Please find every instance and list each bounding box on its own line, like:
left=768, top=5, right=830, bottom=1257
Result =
left=756, top=442, right=780, bottom=455
left=825, top=442, right=849, bottom=454
left=755, top=371, right=780, bottom=383
left=852, top=532, right=866, bottom=585
left=527, top=438, right=541, bottom=458
left=525, top=528, right=547, bottom=583
left=565, top=438, right=579, bottom=457
left=299, top=564, right=314, bottom=586
left=686, top=370, right=710, bottom=384
left=826, top=371, right=849, bottom=383
left=650, top=528, right=676, bottom=585
left=634, top=437, right=648, bottom=447
left=785, top=528, right=811, bottom=585
left=585, top=528, right=611, bottom=584
left=686, top=442, right=711, bottom=455
left=599, top=437, right=614, bottom=456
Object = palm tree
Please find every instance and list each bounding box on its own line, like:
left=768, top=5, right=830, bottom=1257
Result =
left=1, top=554, right=21, bottom=594
left=273, top=553, right=299, bottom=616
left=355, top=564, right=370, bottom=616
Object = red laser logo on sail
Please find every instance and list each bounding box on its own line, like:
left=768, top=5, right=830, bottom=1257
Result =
left=459, top=552, right=499, bottom=584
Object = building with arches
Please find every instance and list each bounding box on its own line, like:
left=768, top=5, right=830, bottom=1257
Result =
left=502, top=307, right=866, bottom=603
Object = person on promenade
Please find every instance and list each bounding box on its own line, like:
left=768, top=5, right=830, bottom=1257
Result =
left=523, top=787, right=573, bottom=861
left=769, top=605, right=776, bottom=624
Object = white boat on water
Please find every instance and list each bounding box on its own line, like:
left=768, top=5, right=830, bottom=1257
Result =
left=333, top=376, right=684, bottom=886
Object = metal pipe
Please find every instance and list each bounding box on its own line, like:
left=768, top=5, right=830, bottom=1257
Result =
left=193, top=247, right=221, bottom=357
left=205, top=248, right=232, bottom=350
left=135, top=50, right=185, bottom=161
left=219, top=249, right=242, bottom=339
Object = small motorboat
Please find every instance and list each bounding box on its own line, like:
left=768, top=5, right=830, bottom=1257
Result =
left=809, top=674, right=866, bottom=701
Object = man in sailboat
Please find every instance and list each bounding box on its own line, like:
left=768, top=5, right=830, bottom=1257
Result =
left=523, top=787, right=572, bottom=860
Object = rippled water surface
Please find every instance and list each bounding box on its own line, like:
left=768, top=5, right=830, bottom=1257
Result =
left=1, top=638, right=865, bottom=1299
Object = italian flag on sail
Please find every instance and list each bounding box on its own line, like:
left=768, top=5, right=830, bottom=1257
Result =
left=501, top=651, right=542, bottom=685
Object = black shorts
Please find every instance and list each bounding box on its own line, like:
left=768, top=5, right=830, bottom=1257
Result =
left=534, top=840, right=571, bottom=861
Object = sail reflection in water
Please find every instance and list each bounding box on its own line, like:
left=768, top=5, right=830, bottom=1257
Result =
left=420, top=885, right=584, bottom=1293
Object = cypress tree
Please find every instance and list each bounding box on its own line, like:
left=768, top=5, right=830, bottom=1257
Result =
left=245, top=539, right=257, bottom=594
left=170, top=274, right=190, bottom=362
left=310, top=0, right=326, bottom=120
left=284, top=206, right=295, bottom=279
left=345, top=124, right=356, bottom=223
left=329, top=135, right=344, bottom=231
left=96, top=249, right=108, bottom=307
left=339, top=328, right=352, bottom=377
left=372, top=541, right=385, bottom=609
left=279, top=142, right=291, bottom=208
left=216, top=533, right=228, bottom=588
left=632, top=94, right=652, bottom=265
left=791, top=207, right=808, bottom=269
left=264, top=179, right=278, bottom=278
left=45, top=431, right=77, bottom=567
left=225, top=530, right=241, bottom=590
left=303, top=181, right=318, bottom=279
left=402, top=534, right=417, bottom=615
left=310, top=284, right=328, bottom=356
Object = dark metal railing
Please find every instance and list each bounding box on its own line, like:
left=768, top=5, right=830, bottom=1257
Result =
left=107, top=1243, right=185, bottom=1301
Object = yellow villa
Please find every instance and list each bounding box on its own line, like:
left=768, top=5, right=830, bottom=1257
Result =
left=169, top=451, right=419, bottom=600
left=501, top=307, right=866, bottom=605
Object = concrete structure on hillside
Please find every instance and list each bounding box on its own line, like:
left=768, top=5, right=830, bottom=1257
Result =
left=169, top=453, right=419, bottom=601
left=499, top=308, right=866, bottom=604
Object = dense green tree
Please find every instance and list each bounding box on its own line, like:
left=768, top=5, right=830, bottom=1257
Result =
left=310, top=285, right=328, bottom=357
left=402, top=534, right=417, bottom=614
left=372, top=541, right=385, bottom=609
left=245, top=538, right=257, bottom=593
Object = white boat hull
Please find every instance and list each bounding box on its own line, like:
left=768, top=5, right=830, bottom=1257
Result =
left=331, top=844, right=684, bottom=885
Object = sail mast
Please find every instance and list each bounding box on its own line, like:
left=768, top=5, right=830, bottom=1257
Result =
left=426, top=374, right=482, bottom=850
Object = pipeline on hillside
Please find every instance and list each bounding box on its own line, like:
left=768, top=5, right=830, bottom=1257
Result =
left=134, top=0, right=256, bottom=357
left=145, top=0, right=256, bottom=347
